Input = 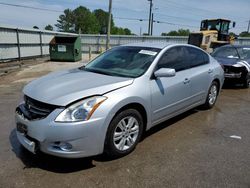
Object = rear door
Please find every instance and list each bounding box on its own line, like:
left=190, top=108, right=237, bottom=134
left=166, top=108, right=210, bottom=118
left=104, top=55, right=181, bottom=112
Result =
left=184, top=47, right=213, bottom=104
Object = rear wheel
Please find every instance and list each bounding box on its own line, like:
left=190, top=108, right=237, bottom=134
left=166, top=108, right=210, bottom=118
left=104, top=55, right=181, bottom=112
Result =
left=201, top=81, right=219, bottom=109
left=104, top=109, right=143, bottom=158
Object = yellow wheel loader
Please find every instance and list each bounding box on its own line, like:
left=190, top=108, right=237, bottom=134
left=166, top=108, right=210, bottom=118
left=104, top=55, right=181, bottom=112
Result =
left=188, top=19, right=235, bottom=53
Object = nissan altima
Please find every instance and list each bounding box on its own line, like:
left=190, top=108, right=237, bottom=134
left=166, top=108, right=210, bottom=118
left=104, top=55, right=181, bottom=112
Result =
left=15, top=43, right=224, bottom=158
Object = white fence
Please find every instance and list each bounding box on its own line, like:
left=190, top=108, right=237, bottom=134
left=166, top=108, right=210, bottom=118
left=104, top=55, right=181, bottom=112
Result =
left=1, top=25, right=250, bottom=61
left=0, top=25, right=77, bottom=61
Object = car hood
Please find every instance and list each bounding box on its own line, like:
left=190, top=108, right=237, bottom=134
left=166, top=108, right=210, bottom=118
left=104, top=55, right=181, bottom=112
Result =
left=23, top=68, right=134, bottom=106
left=213, top=57, right=239, bottom=66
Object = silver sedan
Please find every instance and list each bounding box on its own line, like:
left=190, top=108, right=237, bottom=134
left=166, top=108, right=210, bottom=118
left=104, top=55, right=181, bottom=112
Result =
left=15, top=43, right=224, bottom=158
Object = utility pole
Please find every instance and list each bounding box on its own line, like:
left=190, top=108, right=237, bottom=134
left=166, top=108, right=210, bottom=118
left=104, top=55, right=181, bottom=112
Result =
left=247, top=20, right=250, bottom=33
left=150, top=13, right=154, bottom=36
left=148, top=0, right=153, bottom=35
left=106, top=0, right=112, bottom=50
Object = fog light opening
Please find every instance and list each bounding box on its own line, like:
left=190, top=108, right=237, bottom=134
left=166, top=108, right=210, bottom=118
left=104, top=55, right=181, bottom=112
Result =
left=53, top=142, right=73, bottom=151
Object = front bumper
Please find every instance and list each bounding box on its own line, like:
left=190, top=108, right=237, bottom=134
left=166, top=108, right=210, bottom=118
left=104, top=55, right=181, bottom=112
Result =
left=223, top=65, right=248, bottom=84
left=15, top=107, right=107, bottom=158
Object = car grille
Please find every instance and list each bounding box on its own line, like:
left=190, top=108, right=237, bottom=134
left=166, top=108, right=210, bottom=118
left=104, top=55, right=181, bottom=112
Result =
left=16, top=95, right=59, bottom=121
left=224, top=65, right=245, bottom=74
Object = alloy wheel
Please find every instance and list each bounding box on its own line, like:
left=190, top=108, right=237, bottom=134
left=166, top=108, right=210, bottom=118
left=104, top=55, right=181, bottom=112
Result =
left=208, top=84, right=217, bottom=106
left=113, top=116, right=139, bottom=151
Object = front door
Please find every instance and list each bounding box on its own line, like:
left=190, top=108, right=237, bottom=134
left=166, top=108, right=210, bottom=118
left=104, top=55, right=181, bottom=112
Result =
left=150, top=46, right=192, bottom=125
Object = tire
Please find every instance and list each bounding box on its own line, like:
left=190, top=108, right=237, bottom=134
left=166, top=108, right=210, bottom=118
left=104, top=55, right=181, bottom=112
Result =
left=201, top=81, right=219, bottom=109
left=104, top=109, right=143, bottom=158
left=243, top=75, right=250, bottom=89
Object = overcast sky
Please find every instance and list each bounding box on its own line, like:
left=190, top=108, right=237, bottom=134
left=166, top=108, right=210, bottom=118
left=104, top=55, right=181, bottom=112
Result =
left=0, top=0, right=249, bottom=35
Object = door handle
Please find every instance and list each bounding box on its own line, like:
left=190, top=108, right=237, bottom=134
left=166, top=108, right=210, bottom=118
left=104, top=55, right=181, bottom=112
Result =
left=208, top=69, right=213, bottom=74
left=183, top=78, right=190, bottom=84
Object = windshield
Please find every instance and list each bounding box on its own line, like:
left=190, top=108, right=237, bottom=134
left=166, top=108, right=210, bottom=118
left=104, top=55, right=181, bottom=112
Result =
left=201, top=20, right=230, bottom=34
left=212, top=47, right=239, bottom=59
left=237, top=47, right=250, bottom=60
left=83, top=46, right=160, bottom=78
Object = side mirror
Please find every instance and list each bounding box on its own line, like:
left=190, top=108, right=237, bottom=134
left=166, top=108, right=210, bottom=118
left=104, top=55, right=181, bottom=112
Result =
left=154, top=68, right=176, bottom=78
left=232, top=22, right=236, bottom=28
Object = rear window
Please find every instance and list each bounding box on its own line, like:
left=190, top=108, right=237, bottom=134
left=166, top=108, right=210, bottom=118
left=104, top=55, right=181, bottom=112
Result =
left=185, top=47, right=209, bottom=67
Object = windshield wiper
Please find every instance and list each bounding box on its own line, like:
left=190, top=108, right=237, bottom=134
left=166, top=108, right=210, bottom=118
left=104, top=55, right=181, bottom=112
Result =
left=83, top=68, right=115, bottom=76
left=83, top=67, right=135, bottom=78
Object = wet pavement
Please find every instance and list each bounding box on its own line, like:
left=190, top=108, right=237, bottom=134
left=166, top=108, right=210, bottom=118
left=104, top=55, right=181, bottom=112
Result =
left=0, top=61, right=249, bottom=188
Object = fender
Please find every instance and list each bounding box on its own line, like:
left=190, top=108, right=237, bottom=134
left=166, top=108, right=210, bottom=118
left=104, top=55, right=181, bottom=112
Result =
left=234, top=61, right=250, bottom=72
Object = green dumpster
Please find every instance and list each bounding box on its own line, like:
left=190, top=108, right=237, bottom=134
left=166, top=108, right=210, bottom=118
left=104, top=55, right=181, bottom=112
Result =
left=49, top=36, right=82, bottom=62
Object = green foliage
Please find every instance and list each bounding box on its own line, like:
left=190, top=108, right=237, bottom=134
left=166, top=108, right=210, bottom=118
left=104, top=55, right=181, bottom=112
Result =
left=73, top=6, right=100, bottom=34
left=93, top=9, right=114, bottom=34
left=55, top=6, right=132, bottom=35
left=239, top=31, right=250, bottom=37
left=33, top=26, right=39, bottom=29
left=45, top=24, right=53, bottom=31
left=123, top=28, right=132, bottom=35
left=161, top=29, right=190, bottom=36
left=111, top=27, right=132, bottom=35
left=55, top=9, right=74, bottom=33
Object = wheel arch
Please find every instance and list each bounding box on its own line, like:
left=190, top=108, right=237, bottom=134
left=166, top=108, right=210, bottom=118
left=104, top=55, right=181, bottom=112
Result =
left=112, top=102, right=148, bottom=134
left=213, top=78, right=221, bottom=92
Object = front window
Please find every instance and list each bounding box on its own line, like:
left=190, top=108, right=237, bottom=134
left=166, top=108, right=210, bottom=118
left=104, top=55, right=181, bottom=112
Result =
left=84, top=46, right=160, bottom=78
left=212, top=47, right=239, bottom=59
left=220, top=21, right=230, bottom=34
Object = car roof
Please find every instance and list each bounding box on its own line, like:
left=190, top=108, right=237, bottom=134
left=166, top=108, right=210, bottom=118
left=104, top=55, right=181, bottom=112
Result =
left=122, top=42, right=173, bottom=49
left=220, top=44, right=250, bottom=48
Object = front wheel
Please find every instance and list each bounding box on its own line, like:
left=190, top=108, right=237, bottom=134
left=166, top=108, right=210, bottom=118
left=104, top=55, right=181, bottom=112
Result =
left=104, top=109, right=143, bottom=158
left=201, top=81, right=219, bottom=109
left=243, top=75, right=250, bottom=88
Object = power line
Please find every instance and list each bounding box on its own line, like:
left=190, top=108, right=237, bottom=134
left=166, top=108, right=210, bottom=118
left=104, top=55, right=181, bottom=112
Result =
left=114, top=17, right=148, bottom=21
left=1, top=1, right=246, bottom=32
left=111, top=6, right=202, bottom=23
left=0, top=2, right=63, bottom=13
left=0, top=1, right=206, bottom=25
left=114, top=17, right=198, bottom=28
left=156, top=0, right=249, bottom=21
left=154, top=12, right=200, bottom=22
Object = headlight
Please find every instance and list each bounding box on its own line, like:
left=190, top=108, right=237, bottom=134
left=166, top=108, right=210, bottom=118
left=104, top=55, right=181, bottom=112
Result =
left=55, top=96, right=107, bottom=122
left=232, top=63, right=244, bottom=68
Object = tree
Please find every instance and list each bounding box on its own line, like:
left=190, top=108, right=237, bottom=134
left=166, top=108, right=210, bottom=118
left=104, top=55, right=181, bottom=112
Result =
left=33, top=26, right=39, bottom=29
left=93, top=9, right=114, bottom=34
left=45, top=24, right=53, bottom=31
left=239, top=31, right=250, bottom=37
left=111, top=26, right=132, bottom=35
left=55, top=6, right=132, bottom=35
left=55, top=9, right=75, bottom=32
left=161, top=29, right=190, bottom=36
left=124, top=28, right=132, bottom=35
left=73, top=6, right=100, bottom=34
